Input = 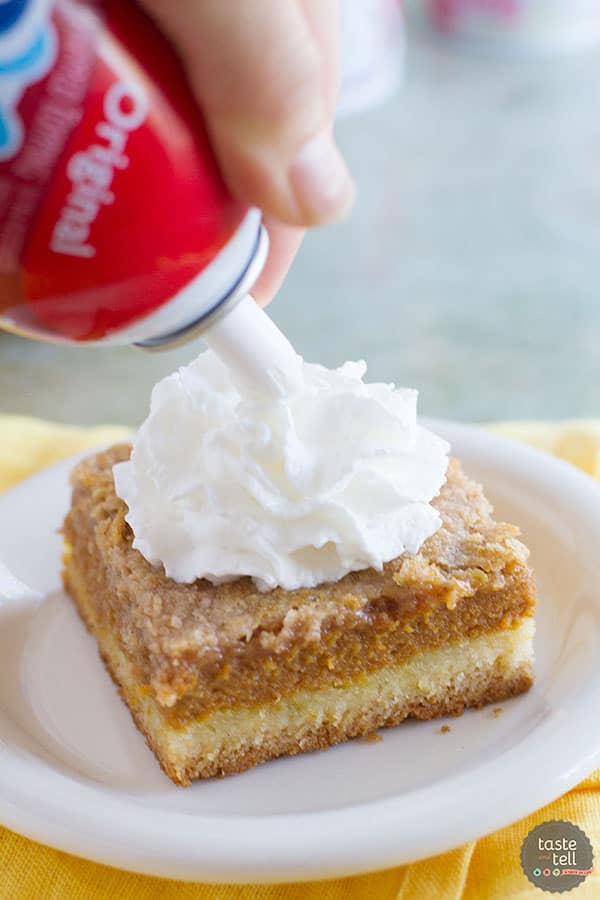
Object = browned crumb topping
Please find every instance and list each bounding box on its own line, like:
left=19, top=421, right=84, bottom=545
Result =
left=438, top=724, right=451, bottom=734
left=492, top=707, right=503, bottom=717
left=364, top=732, right=384, bottom=744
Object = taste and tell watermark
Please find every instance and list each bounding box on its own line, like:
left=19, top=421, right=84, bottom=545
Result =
left=520, top=820, right=594, bottom=893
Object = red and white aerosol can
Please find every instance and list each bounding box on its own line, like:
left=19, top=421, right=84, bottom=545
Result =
left=0, top=0, right=268, bottom=349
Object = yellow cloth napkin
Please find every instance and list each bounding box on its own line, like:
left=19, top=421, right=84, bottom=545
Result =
left=1, top=414, right=599, bottom=900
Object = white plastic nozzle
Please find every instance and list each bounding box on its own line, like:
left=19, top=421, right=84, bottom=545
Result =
left=202, top=294, right=303, bottom=395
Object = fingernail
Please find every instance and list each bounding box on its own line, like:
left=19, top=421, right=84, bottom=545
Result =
left=289, top=131, right=355, bottom=224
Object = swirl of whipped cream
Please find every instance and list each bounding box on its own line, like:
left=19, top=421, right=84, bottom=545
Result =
left=113, top=352, right=449, bottom=591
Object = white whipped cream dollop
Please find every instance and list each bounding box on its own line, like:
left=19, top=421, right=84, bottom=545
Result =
left=113, top=352, right=449, bottom=591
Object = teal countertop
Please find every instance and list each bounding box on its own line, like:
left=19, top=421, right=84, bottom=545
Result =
left=2, top=31, right=600, bottom=427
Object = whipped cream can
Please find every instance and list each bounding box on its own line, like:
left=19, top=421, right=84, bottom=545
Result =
left=427, top=0, right=600, bottom=54
left=0, top=0, right=267, bottom=348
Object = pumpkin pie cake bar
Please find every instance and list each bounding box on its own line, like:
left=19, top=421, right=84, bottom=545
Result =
left=62, top=445, right=536, bottom=786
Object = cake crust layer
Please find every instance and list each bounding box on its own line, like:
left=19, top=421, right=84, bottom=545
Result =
left=62, top=445, right=536, bottom=783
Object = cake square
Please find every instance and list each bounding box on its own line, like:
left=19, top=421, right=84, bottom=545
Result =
left=62, top=445, right=536, bottom=786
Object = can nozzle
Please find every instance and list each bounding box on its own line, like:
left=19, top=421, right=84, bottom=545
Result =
left=203, top=294, right=303, bottom=396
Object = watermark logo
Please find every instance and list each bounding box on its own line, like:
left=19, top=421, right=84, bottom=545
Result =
left=520, top=820, right=594, bottom=893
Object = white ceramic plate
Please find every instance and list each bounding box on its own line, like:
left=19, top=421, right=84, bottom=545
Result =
left=1, top=420, right=600, bottom=883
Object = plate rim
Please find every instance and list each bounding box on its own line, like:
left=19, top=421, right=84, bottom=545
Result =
left=1, top=420, right=600, bottom=883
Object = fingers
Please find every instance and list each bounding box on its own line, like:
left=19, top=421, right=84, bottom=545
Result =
left=251, top=219, right=304, bottom=306
left=300, top=0, right=341, bottom=115
left=141, top=0, right=354, bottom=228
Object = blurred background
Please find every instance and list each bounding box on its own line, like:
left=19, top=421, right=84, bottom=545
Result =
left=2, top=0, right=600, bottom=426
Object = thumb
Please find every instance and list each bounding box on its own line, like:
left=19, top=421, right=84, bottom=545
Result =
left=140, top=0, right=355, bottom=227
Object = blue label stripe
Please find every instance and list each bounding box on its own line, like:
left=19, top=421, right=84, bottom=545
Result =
left=0, top=29, right=47, bottom=73
left=0, top=0, right=57, bottom=161
left=0, top=0, right=28, bottom=34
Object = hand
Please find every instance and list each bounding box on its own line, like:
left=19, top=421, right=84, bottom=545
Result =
left=140, top=0, right=355, bottom=304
